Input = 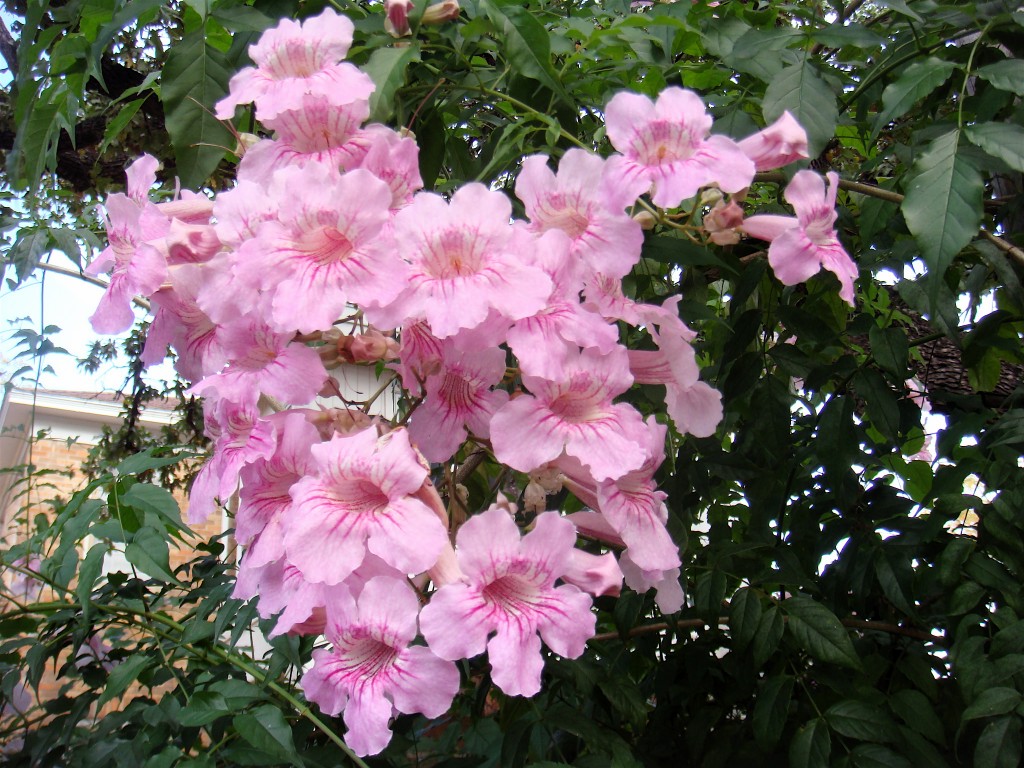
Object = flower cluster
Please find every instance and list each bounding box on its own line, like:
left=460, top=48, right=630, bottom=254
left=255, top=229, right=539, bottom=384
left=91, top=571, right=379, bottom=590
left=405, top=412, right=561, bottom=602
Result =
left=87, top=8, right=854, bottom=756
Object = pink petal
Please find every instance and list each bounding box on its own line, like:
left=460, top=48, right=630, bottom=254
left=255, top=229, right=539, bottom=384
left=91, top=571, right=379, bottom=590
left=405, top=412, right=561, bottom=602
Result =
left=419, top=582, right=491, bottom=660
left=389, top=646, right=461, bottom=718
left=488, top=627, right=544, bottom=697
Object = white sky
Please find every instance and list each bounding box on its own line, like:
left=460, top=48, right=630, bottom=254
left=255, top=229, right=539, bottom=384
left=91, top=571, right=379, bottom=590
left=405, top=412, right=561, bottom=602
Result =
left=1, top=252, right=176, bottom=393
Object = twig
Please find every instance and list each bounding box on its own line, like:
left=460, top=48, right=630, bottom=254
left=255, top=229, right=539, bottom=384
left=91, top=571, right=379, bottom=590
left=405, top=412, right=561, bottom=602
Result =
left=34, top=261, right=152, bottom=311
left=590, top=615, right=946, bottom=644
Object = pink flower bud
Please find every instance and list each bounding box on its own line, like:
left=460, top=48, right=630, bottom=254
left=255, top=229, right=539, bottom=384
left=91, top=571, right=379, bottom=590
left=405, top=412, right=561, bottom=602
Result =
left=384, top=0, right=413, bottom=37
left=703, top=198, right=745, bottom=246
left=338, top=329, right=399, bottom=363
left=422, top=0, right=460, bottom=25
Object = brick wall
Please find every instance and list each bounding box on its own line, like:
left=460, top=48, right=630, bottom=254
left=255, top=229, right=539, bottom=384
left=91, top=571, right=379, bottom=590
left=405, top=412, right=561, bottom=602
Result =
left=2, top=434, right=229, bottom=724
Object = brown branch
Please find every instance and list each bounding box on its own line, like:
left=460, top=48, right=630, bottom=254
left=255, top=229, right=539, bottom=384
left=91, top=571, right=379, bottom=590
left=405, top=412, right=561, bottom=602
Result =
left=590, top=615, right=946, bottom=645
left=35, top=261, right=151, bottom=311
left=0, top=15, right=17, bottom=76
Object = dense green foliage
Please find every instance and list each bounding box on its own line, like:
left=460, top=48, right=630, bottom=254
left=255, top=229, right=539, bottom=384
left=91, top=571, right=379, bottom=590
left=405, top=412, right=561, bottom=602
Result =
left=2, top=1, right=1024, bottom=766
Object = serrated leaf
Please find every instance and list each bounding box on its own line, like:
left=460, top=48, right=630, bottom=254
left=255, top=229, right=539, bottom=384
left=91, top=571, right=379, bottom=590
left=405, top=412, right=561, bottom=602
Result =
left=365, top=44, right=421, bottom=123
left=826, top=700, right=896, bottom=742
left=122, top=484, right=186, bottom=531
left=162, top=30, right=234, bottom=189
left=729, top=587, right=763, bottom=652
left=9, top=87, right=64, bottom=190
left=966, top=123, right=1024, bottom=173
left=597, top=676, right=648, bottom=732
left=869, top=325, right=909, bottom=378
left=753, top=675, right=794, bottom=747
left=902, top=130, right=984, bottom=298
left=233, top=705, right=300, bottom=766
left=179, top=691, right=231, bottom=727
left=976, top=60, right=1024, bottom=96
left=762, top=61, right=837, bottom=158
left=100, top=98, right=146, bottom=154
left=480, top=0, right=572, bottom=106
left=855, top=368, right=901, bottom=442
left=125, top=526, right=179, bottom=584
left=875, top=57, right=957, bottom=131
left=97, top=654, right=152, bottom=709
left=117, top=449, right=187, bottom=476
left=849, top=743, right=912, bottom=767
left=974, top=716, right=1022, bottom=768
left=874, top=550, right=916, bottom=617
left=963, top=688, right=1022, bottom=722
left=753, top=606, right=785, bottom=667
left=77, top=542, right=108, bottom=624
left=790, top=718, right=831, bottom=768
left=783, top=595, right=861, bottom=670
left=949, top=580, right=985, bottom=614
left=9, top=229, right=51, bottom=282
left=890, top=689, right=945, bottom=745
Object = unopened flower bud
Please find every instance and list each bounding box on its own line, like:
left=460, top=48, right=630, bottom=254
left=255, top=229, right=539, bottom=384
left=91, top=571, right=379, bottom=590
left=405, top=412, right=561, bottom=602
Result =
left=633, top=210, right=657, bottom=230
left=422, top=0, right=460, bottom=25
left=703, top=198, right=745, bottom=246
left=338, top=329, right=399, bottom=363
left=384, top=0, right=413, bottom=37
left=523, top=480, right=547, bottom=514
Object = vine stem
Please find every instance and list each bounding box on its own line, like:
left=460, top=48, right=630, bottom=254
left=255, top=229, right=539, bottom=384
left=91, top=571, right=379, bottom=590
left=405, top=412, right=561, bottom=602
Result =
left=33, top=261, right=152, bottom=310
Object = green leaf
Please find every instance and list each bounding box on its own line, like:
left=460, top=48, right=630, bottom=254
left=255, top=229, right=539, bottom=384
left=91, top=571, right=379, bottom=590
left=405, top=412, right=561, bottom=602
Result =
left=365, top=44, right=421, bottom=123
left=849, top=743, right=913, bottom=768
left=974, top=716, right=1022, bottom=768
left=963, top=688, right=1023, bottom=722
left=790, top=718, right=831, bottom=768
left=8, top=229, right=51, bottom=282
left=100, top=98, right=146, bottom=154
left=179, top=691, right=231, bottom=727
left=938, top=536, right=974, bottom=587
left=97, top=654, right=152, bottom=709
left=752, top=606, right=785, bottom=667
left=232, top=705, right=300, bottom=766
left=783, top=595, right=861, bottom=670
left=9, top=86, right=65, bottom=190
left=875, top=57, right=957, bottom=131
left=77, top=542, right=108, bottom=624
left=762, top=61, right=838, bottom=158
left=729, top=586, right=763, bottom=652
left=902, top=130, right=984, bottom=298
left=162, top=29, right=234, bottom=189
left=117, top=449, right=187, bottom=476
left=211, top=4, right=275, bottom=32
left=890, top=689, right=946, bottom=745
left=597, top=676, right=648, bottom=733
left=480, top=0, right=572, bottom=105
left=975, top=60, right=1024, bottom=96
left=855, top=368, right=901, bottom=443
left=948, top=580, right=986, bottom=615
left=125, top=527, right=179, bottom=584
left=869, top=325, right=909, bottom=379
left=753, top=675, right=794, bottom=748
left=826, top=700, right=896, bottom=742
left=966, top=123, right=1024, bottom=173
left=122, top=484, right=187, bottom=531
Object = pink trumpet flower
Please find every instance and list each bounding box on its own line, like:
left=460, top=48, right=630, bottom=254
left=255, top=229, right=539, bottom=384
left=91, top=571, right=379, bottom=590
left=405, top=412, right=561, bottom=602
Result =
left=742, top=171, right=857, bottom=305
left=301, top=576, right=460, bottom=756
left=420, top=508, right=596, bottom=697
